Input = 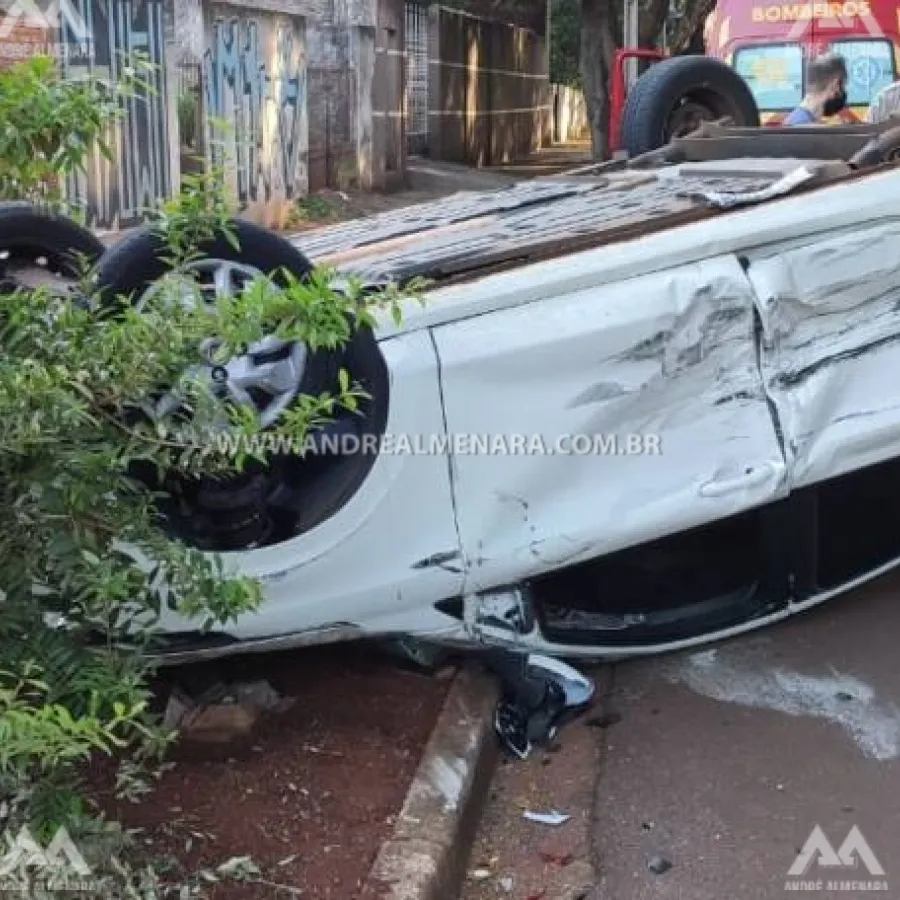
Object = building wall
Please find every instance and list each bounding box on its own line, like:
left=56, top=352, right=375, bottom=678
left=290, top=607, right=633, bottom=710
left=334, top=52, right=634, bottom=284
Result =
left=188, top=0, right=397, bottom=218
left=202, top=4, right=309, bottom=227
left=0, top=21, right=53, bottom=68
left=373, top=0, right=406, bottom=189
left=424, top=3, right=549, bottom=166
left=0, top=0, right=401, bottom=229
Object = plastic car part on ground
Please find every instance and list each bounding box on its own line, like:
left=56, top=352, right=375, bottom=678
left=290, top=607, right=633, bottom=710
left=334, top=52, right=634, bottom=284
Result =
left=483, top=650, right=595, bottom=759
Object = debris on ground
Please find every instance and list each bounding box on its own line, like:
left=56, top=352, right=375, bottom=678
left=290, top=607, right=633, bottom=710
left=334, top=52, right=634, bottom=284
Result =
left=538, top=850, right=574, bottom=865
left=647, top=854, right=673, bottom=875
left=462, top=666, right=609, bottom=900
left=86, top=644, right=451, bottom=899
left=584, top=710, right=622, bottom=729
left=523, top=810, right=571, bottom=826
left=161, top=677, right=297, bottom=756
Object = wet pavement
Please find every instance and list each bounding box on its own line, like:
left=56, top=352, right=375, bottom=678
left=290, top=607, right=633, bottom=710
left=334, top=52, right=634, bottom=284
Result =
left=595, top=569, right=900, bottom=899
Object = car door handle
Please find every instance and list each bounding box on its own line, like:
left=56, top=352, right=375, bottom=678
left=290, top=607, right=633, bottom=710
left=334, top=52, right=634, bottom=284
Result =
left=699, top=463, right=775, bottom=498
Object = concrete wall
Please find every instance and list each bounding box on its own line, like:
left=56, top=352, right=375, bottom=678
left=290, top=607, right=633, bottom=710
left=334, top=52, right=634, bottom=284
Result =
left=425, top=3, right=549, bottom=166
left=201, top=3, right=309, bottom=227
left=551, top=84, right=588, bottom=143
left=179, top=0, right=400, bottom=222
left=306, top=25, right=356, bottom=190
left=372, top=0, right=406, bottom=189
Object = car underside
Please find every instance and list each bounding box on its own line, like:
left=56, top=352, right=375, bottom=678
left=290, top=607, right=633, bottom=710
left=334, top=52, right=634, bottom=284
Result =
left=9, top=118, right=900, bottom=665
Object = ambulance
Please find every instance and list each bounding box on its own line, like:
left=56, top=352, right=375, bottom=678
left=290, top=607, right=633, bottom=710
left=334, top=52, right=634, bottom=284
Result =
left=704, top=0, right=900, bottom=122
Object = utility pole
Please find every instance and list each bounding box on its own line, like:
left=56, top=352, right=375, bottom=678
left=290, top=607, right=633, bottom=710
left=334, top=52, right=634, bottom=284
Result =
left=623, top=0, right=640, bottom=87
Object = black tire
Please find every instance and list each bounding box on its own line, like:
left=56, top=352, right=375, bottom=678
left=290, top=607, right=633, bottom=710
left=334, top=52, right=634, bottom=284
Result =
left=620, top=56, right=760, bottom=157
left=90, top=217, right=342, bottom=398
left=0, top=201, right=105, bottom=280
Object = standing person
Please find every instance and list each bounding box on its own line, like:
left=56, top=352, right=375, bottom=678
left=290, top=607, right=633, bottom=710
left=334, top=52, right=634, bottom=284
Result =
left=866, top=78, right=900, bottom=123
left=784, top=52, right=848, bottom=125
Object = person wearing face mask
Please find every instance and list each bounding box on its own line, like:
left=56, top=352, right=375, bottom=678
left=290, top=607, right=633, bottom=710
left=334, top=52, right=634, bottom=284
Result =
left=784, top=52, right=849, bottom=125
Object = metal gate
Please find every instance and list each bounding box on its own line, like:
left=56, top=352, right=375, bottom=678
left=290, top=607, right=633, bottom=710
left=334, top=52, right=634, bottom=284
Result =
left=405, top=1, right=429, bottom=155
left=61, top=0, right=171, bottom=230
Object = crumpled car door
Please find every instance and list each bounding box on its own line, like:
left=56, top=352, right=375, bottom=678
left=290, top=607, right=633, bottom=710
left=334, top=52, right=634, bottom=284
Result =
left=743, top=220, right=900, bottom=592
left=431, top=253, right=790, bottom=597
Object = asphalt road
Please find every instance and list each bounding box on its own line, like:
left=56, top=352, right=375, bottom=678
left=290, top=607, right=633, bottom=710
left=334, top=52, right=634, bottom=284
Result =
left=594, top=570, right=900, bottom=899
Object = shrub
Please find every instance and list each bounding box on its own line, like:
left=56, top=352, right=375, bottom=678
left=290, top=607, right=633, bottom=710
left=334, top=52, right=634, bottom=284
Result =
left=0, top=54, right=415, bottom=891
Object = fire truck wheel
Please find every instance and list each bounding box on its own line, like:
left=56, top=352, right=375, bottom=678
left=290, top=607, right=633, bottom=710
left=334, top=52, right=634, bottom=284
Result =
left=620, top=56, right=760, bottom=157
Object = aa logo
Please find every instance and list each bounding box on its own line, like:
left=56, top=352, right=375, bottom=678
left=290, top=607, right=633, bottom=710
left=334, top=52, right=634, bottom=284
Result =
left=0, top=0, right=91, bottom=41
left=0, top=825, right=91, bottom=877
left=788, top=824, right=885, bottom=877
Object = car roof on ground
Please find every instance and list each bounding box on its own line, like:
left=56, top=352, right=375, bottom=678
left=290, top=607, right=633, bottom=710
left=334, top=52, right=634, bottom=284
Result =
left=297, top=118, right=900, bottom=286
left=297, top=155, right=866, bottom=286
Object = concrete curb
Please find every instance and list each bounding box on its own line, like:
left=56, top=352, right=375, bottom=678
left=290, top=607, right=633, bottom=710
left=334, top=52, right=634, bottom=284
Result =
left=363, top=663, right=500, bottom=900
left=405, top=158, right=520, bottom=193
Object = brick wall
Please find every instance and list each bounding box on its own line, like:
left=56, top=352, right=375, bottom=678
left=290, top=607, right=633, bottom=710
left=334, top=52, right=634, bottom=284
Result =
left=0, top=21, right=52, bottom=68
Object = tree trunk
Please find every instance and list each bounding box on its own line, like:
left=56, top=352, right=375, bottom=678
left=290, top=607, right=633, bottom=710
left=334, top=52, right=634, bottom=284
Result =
left=639, top=0, right=669, bottom=47
left=580, top=0, right=618, bottom=159
left=669, top=0, right=716, bottom=52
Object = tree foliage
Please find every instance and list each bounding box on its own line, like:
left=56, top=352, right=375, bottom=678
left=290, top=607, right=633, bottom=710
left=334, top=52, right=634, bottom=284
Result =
left=550, top=0, right=582, bottom=86
left=0, top=54, right=153, bottom=212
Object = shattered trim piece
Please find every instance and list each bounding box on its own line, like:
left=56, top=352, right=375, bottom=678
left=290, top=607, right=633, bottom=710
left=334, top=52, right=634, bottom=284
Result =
left=679, top=166, right=819, bottom=209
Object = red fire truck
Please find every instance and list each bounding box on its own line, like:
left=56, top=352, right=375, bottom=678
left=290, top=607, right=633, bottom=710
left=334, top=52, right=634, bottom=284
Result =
left=611, top=0, right=900, bottom=155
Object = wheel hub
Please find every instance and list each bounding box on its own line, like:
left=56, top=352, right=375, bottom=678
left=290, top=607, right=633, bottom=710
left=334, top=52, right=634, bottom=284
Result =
left=138, top=257, right=310, bottom=550
left=140, top=258, right=308, bottom=432
left=667, top=101, right=717, bottom=140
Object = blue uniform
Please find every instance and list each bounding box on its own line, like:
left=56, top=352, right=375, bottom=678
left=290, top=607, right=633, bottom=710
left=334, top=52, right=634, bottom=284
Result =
left=784, top=107, right=817, bottom=125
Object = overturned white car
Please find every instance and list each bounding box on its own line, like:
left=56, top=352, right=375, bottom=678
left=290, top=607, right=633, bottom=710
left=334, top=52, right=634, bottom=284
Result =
left=80, top=121, right=900, bottom=663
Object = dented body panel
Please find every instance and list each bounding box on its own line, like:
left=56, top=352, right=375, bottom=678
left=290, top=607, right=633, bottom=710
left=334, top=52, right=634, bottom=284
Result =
left=432, top=256, right=787, bottom=589
left=746, top=220, right=900, bottom=488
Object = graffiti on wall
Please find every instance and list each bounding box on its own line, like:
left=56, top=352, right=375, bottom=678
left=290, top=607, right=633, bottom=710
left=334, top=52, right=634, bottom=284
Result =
left=62, top=0, right=171, bottom=229
left=203, top=16, right=307, bottom=204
